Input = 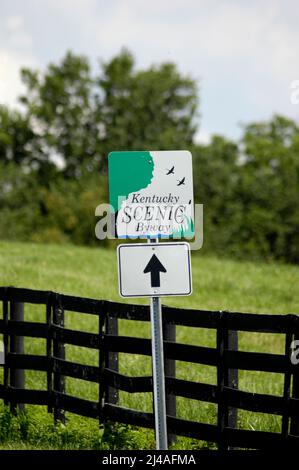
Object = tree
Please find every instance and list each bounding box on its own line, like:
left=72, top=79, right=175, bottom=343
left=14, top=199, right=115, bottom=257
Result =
left=99, top=49, right=198, bottom=157
left=0, top=105, right=35, bottom=166
left=20, top=51, right=102, bottom=178
left=238, top=115, right=299, bottom=261
left=192, top=136, right=240, bottom=253
left=17, top=49, right=199, bottom=177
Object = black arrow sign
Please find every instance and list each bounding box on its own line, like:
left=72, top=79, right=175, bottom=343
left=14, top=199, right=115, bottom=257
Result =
left=143, top=254, right=167, bottom=288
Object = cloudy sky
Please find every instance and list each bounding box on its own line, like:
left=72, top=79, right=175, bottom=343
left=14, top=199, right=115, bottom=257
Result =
left=1, top=0, right=299, bottom=143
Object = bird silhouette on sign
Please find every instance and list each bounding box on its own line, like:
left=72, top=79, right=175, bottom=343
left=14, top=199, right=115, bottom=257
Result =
left=177, top=177, right=185, bottom=186
left=166, top=166, right=175, bottom=175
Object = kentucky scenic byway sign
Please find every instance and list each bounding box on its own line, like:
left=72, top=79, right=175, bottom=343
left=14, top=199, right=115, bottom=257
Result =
left=108, top=150, right=194, bottom=238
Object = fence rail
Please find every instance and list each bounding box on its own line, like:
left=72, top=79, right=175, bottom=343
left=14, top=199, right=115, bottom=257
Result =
left=0, top=286, right=299, bottom=449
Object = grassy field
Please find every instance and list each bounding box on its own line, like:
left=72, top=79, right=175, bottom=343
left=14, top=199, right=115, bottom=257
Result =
left=0, top=240, right=299, bottom=449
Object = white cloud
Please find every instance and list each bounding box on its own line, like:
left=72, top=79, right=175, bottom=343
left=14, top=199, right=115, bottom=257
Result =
left=0, top=49, right=37, bottom=107
left=0, top=11, right=37, bottom=107
left=5, top=15, right=24, bottom=31
left=195, top=128, right=212, bottom=145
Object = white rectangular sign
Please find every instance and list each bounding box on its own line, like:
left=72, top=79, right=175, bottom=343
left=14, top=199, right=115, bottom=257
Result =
left=109, top=150, right=194, bottom=239
left=117, top=242, right=192, bottom=297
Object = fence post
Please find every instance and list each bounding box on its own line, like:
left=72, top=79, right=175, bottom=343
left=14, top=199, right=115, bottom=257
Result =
left=217, top=312, right=227, bottom=451
left=99, top=305, right=106, bottom=422
left=3, top=289, right=9, bottom=406
left=53, top=296, right=65, bottom=423
left=105, top=314, right=118, bottom=405
left=102, top=312, right=119, bottom=439
left=46, top=293, right=53, bottom=413
left=291, top=332, right=299, bottom=436
left=226, top=329, right=238, bottom=430
left=163, top=320, right=176, bottom=447
left=10, top=301, right=25, bottom=413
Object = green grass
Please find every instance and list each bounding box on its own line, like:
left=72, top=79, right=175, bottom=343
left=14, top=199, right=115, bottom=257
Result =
left=0, top=240, right=299, bottom=450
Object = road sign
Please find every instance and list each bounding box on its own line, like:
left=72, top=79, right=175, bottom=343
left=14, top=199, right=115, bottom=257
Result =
left=117, top=242, right=192, bottom=297
left=109, top=150, right=194, bottom=238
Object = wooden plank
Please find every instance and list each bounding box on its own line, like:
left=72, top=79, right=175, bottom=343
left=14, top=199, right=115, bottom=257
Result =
left=7, top=353, right=49, bottom=371
left=226, top=330, right=238, bottom=436
left=103, top=369, right=219, bottom=402
left=3, top=292, right=9, bottom=406
left=52, top=325, right=99, bottom=349
left=166, top=377, right=218, bottom=402
left=105, top=314, right=119, bottom=406
left=0, top=287, right=7, bottom=301
left=163, top=319, right=176, bottom=446
left=46, top=294, right=53, bottom=413
left=163, top=306, right=220, bottom=328
left=103, top=404, right=154, bottom=429
left=59, top=294, right=104, bottom=315
left=105, top=301, right=150, bottom=321
left=0, top=384, right=5, bottom=399
left=7, top=321, right=48, bottom=338
left=98, top=309, right=106, bottom=423
left=104, top=334, right=218, bottom=365
left=225, top=427, right=299, bottom=449
left=103, top=404, right=218, bottom=441
left=54, top=392, right=99, bottom=419
left=223, top=386, right=286, bottom=415
left=282, top=330, right=293, bottom=439
left=226, top=312, right=292, bottom=334
left=53, top=296, right=65, bottom=423
left=6, top=287, right=51, bottom=305
left=7, top=388, right=48, bottom=405
left=167, top=416, right=217, bottom=442
left=164, top=342, right=217, bottom=365
left=53, top=358, right=99, bottom=382
left=103, top=334, right=152, bottom=356
left=0, top=385, right=48, bottom=405
left=291, top=332, right=299, bottom=435
left=289, top=397, right=299, bottom=417
left=104, top=369, right=152, bottom=393
left=217, top=313, right=227, bottom=451
left=224, top=350, right=289, bottom=373
left=10, top=301, right=25, bottom=413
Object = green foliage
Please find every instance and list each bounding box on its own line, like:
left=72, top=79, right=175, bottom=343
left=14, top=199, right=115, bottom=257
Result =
left=20, top=51, right=101, bottom=179
left=191, top=116, right=299, bottom=263
left=99, top=49, right=198, bottom=154
left=14, top=49, right=198, bottom=179
left=238, top=115, right=299, bottom=262
left=0, top=163, right=108, bottom=246
left=0, top=106, right=35, bottom=166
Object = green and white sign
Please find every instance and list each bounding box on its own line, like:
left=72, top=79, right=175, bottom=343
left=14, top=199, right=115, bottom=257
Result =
left=108, top=150, right=194, bottom=238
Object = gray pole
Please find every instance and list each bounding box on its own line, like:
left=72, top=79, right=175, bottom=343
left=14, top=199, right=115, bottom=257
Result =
left=149, top=238, right=168, bottom=450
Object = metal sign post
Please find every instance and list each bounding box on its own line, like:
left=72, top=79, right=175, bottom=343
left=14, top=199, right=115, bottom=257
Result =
left=149, top=238, right=168, bottom=450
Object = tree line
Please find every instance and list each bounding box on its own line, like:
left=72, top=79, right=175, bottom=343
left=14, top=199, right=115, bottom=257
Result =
left=0, top=50, right=298, bottom=263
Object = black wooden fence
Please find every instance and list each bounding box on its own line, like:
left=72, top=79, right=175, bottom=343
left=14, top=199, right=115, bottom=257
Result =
left=0, top=286, right=299, bottom=450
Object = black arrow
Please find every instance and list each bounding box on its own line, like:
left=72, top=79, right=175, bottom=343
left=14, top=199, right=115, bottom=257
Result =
left=143, top=254, right=167, bottom=288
